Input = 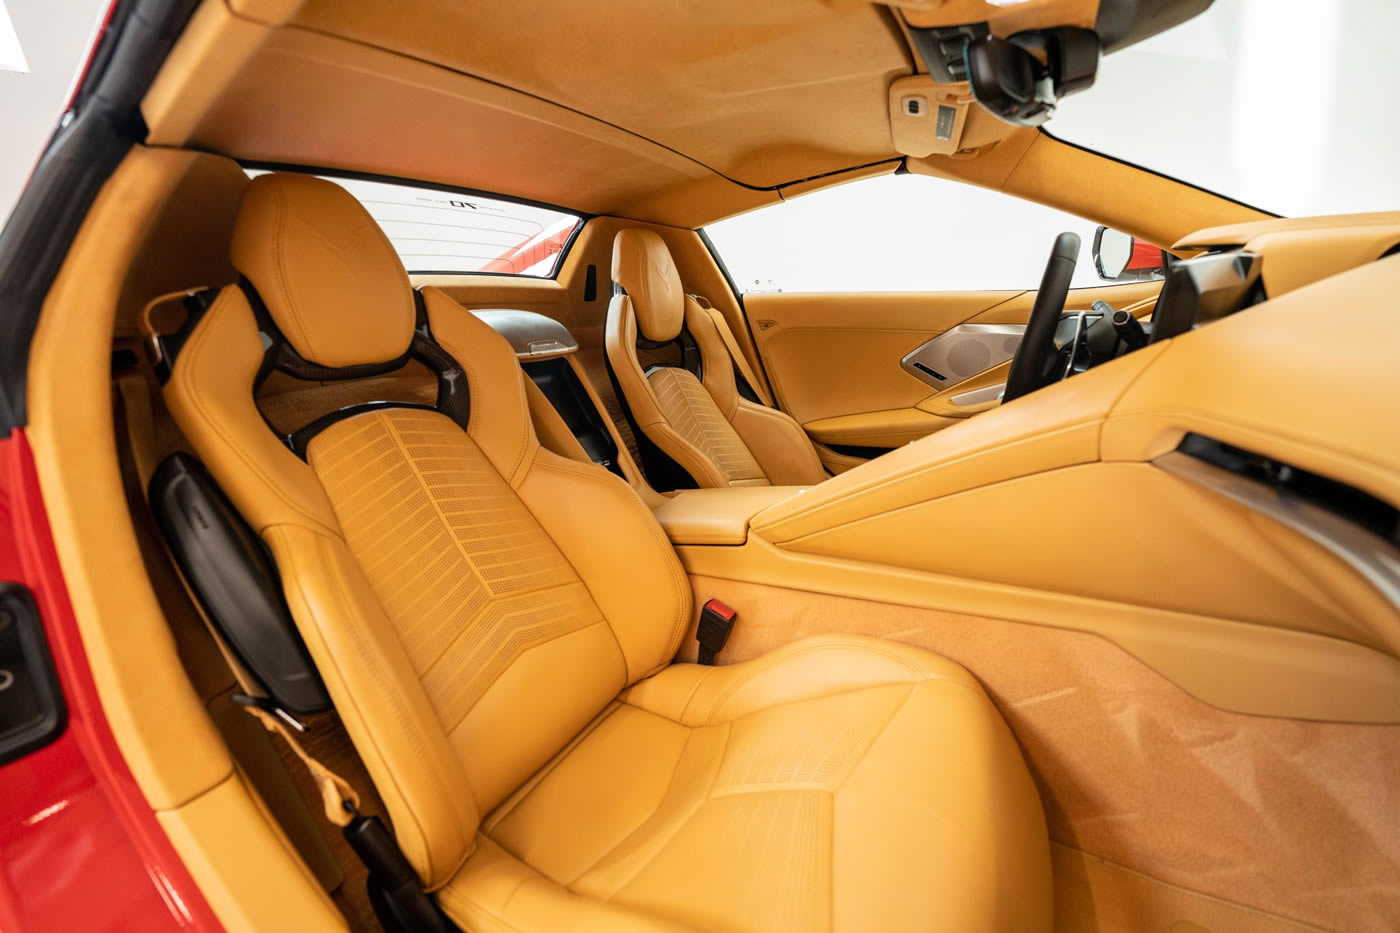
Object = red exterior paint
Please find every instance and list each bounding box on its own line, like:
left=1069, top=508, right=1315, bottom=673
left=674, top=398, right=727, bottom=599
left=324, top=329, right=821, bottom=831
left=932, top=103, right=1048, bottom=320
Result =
left=0, top=429, right=222, bottom=933
left=1126, top=238, right=1166, bottom=271
left=479, top=222, right=579, bottom=274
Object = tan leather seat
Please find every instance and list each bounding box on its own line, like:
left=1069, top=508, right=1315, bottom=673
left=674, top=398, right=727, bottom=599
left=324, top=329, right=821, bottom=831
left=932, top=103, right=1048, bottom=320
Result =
left=605, top=229, right=829, bottom=489
left=164, top=173, right=1052, bottom=932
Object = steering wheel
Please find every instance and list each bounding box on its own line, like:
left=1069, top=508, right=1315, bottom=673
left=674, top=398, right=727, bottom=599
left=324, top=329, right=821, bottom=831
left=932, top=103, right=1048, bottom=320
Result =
left=1002, top=232, right=1081, bottom=403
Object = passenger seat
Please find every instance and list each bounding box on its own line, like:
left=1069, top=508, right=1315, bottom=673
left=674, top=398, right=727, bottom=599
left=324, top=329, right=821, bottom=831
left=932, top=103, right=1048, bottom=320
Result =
left=163, top=173, right=1052, bottom=932
left=605, top=229, right=829, bottom=489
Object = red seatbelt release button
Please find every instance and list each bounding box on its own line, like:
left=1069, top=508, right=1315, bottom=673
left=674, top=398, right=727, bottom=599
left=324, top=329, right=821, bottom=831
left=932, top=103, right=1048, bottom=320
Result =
left=697, top=599, right=737, bottom=666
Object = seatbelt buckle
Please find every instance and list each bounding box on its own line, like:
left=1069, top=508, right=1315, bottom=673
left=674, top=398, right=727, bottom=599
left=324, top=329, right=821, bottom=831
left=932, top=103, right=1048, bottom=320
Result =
left=696, top=598, right=737, bottom=666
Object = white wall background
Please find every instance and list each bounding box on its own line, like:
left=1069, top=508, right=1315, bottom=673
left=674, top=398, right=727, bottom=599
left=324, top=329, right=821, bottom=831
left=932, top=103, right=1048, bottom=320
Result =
left=0, top=0, right=111, bottom=227
left=709, top=0, right=1400, bottom=294
left=2, top=0, right=1397, bottom=274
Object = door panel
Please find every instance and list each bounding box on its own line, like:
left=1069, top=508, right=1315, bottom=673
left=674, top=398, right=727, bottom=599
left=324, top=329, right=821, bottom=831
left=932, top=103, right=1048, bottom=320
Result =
left=749, top=281, right=1162, bottom=451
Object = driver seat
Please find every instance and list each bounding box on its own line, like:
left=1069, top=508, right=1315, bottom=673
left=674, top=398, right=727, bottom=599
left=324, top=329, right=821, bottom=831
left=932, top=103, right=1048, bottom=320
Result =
left=605, top=228, right=828, bottom=489
left=163, top=173, right=1053, bottom=932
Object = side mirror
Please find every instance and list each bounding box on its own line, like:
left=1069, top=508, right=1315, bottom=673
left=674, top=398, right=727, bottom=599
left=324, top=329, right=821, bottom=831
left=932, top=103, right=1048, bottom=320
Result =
left=1092, top=226, right=1168, bottom=282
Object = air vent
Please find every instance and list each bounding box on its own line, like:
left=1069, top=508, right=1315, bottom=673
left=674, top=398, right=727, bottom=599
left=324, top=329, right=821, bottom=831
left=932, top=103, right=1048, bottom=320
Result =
left=1176, top=433, right=1399, bottom=545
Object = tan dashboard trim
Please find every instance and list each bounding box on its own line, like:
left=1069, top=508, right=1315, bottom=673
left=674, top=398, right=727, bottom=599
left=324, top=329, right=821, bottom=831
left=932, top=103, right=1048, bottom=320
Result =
left=676, top=535, right=1400, bottom=723
left=1174, top=210, right=1400, bottom=250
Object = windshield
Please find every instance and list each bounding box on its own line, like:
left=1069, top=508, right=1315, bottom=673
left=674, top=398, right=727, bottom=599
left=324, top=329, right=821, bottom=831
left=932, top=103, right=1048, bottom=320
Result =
left=1049, top=0, right=1400, bottom=217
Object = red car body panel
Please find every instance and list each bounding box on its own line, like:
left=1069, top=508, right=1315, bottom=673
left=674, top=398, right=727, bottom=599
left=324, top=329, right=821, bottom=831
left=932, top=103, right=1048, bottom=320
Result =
left=0, top=430, right=221, bottom=933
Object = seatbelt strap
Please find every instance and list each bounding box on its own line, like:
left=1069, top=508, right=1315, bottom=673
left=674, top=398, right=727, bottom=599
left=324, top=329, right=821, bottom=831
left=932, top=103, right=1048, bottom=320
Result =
left=232, top=694, right=360, bottom=825
left=696, top=598, right=738, bottom=665
left=691, top=295, right=774, bottom=408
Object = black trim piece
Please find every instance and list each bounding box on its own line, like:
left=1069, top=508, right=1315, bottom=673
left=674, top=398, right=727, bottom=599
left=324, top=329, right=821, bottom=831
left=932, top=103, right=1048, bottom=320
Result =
left=583, top=264, right=598, bottom=302
left=522, top=358, right=623, bottom=478
left=1095, top=0, right=1215, bottom=53
left=0, top=0, right=202, bottom=431
left=0, top=583, right=68, bottom=767
left=637, top=325, right=702, bottom=382
left=1178, top=433, right=1399, bottom=546
left=151, top=288, right=219, bottom=383
left=906, top=21, right=989, bottom=84
left=412, top=289, right=471, bottom=429
left=826, top=443, right=895, bottom=460
left=288, top=402, right=438, bottom=457
left=240, top=278, right=414, bottom=384
left=1040, top=130, right=1281, bottom=219
left=237, top=280, right=471, bottom=457
left=677, top=326, right=702, bottom=381
left=911, top=361, right=948, bottom=383
left=732, top=364, right=761, bottom=404
left=240, top=162, right=590, bottom=280
left=148, top=454, right=331, bottom=714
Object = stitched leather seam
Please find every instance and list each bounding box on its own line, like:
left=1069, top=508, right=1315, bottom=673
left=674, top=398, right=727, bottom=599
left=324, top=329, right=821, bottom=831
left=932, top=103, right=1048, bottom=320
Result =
left=482, top=701, right=622, bottom=835
left=269, top=180, right=318, bottom=362
left=599, top=720, right=733, bottom=904
left=313, top=531, right=478, bottom=884
left=375, top=409, right=496, bottom=597
left=703, top=639, right=930, bottom=724
left=563, top=724, right=696, bottom=888
left=831, top=685, right=915, bottom=795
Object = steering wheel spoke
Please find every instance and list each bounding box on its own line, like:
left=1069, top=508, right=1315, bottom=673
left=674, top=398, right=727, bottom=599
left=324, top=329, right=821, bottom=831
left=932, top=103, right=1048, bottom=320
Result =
left=1002, top=231, right=1081, bottom=403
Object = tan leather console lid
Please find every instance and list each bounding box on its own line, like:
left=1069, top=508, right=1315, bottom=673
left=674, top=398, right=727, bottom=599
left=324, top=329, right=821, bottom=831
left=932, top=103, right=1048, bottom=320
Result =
left=653, top=486, right=810, bottom=545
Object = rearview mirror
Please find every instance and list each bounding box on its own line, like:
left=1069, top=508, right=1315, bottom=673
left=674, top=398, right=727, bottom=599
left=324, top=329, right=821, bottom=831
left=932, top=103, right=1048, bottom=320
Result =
left=965, top=28, right=1100, bottom=127
left=1092, top=226, right=1168, bottom=282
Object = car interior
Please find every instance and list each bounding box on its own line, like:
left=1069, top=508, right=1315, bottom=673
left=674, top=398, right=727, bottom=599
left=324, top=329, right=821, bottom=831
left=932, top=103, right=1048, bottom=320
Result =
left=5, top=0, right=1400, bottom=931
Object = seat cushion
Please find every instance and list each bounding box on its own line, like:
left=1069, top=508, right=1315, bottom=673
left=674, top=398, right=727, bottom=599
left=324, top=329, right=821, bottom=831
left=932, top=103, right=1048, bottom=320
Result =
left=438, top=635, right=1052, bottom=933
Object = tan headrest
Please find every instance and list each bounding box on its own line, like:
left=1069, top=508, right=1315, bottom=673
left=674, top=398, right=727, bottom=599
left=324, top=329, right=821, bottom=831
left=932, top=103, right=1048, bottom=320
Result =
left=612, top=228, right=683, bottom=342
left=231, top=173, right=414, bottom=368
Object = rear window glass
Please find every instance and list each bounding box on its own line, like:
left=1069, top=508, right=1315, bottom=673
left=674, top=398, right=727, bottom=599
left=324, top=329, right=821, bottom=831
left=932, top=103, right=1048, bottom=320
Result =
left=245, top=170, right=583, bottom=277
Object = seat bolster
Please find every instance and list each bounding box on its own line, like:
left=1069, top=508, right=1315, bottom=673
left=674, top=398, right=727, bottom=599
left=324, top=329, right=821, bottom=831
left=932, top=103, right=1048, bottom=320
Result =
left=439, top=837, right=698, bottom=933
left=421, top=286, right=539, bottom=486
left=622, top=634, right=981, bottom=727
left=517, top=447, right=692, bottom=682
left=265, top=523, right=481, bottom=889
left=729, top=400, right=829, bottom=486
left=831, top=669, right=1052, bottom=933
left=166, top=285, right=340, bottom=536
left=685, top=299, right=740, bottom=418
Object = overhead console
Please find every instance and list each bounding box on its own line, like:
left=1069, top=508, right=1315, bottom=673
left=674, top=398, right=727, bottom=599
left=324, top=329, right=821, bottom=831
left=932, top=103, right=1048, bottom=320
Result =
left=891, top=0, right=1215, bottom=137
